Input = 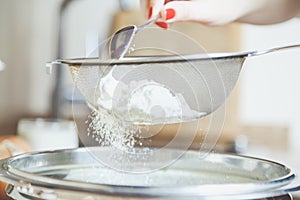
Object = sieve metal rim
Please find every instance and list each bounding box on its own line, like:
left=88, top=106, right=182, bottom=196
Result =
left=49, top=51, right=253, bottom=67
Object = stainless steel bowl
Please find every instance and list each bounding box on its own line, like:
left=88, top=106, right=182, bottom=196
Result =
left=0, top=147, right=300, bottom=199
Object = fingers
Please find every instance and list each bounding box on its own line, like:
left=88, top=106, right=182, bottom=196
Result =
left=162, top=1, right=198, bottom=22
left=155, top=1, right=200, bottom=28
left=156, top=0, right=242, bottom=27
left=143, top=0, right=166, bottom=19
left=144, top=0, right=288, bottom=28
left=144, top=0, right=232, bottom=28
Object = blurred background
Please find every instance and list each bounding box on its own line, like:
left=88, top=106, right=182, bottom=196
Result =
left=0, top=0, right=300, bottom=169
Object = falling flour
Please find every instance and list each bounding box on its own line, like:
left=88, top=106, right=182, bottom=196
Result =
left=86, top=107, right=141, bottom=151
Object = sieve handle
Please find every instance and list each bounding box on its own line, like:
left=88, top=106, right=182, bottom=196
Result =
left=248, top=44, right=300, bottom=57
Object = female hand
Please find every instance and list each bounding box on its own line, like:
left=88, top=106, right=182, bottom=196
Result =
left=143, top=0, right=300, bottom=29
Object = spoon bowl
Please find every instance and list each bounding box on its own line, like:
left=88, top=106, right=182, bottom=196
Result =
left=109, top=17, right=157, bottom=59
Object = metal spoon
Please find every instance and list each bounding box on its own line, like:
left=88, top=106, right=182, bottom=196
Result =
left=109, top=17, right=157, bottom=59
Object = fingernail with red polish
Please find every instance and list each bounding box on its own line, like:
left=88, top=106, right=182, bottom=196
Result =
left=155, top=22, right=168, bottom=29
left=148, top=7, right=153, bottom=19
left=165, top=8, right=175, bottom=20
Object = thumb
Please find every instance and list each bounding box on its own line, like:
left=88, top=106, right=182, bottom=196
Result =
left=144, top=0, right=166, bottom=19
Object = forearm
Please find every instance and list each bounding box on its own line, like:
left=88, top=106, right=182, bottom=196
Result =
left=237, top=0, right=300, bottom=25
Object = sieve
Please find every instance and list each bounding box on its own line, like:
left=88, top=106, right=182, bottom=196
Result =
left=48, top=44, right=300, bottom=125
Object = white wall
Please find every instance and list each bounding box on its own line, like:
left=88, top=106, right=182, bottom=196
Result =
left=0, top=0, right=121, bottom=134
left=0, top=0, right=58, bottom=133
left=239, top=18, right=300, bottom=152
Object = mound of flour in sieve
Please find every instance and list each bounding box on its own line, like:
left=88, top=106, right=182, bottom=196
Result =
left=95, top=66, right=203, bottom=124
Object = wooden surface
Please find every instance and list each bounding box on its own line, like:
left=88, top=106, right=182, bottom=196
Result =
left=0, top=136, right=31, bottom=200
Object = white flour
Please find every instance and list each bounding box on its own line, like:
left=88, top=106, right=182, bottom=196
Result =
left=95, top=66, right=204, bottom=124
left=87, top=65, right=205, bottom=149
left=87, top=107, right=140, bottom=150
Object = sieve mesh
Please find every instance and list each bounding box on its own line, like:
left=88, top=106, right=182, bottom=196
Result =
left=67, top=56, right=245, bottom=125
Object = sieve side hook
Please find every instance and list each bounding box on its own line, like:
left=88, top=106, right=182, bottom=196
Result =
left=45, top=60, right=63, bottom=74
left=0, top=60, right=5, bottom=71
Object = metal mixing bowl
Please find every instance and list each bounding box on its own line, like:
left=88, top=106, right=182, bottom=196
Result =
left=0, top=147, right=299, bottom=199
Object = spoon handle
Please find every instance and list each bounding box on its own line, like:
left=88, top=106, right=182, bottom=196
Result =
left=136, top=16, right=159, bottom=33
